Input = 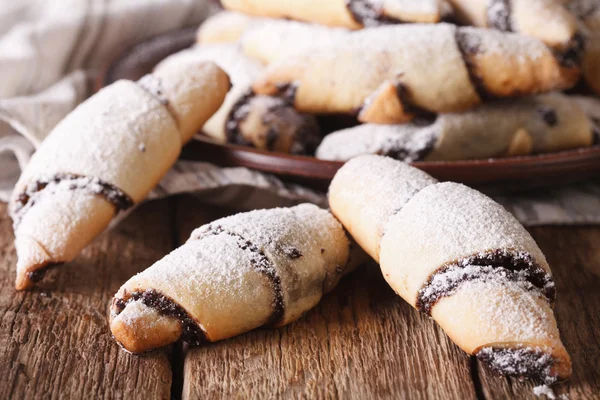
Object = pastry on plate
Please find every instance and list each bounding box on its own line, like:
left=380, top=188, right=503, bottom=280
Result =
left=329, top=155, right=571, bottom=384
left=446, top=0, right=580, bottom=52
left=197, top=12, right=350, bottom=65
left=157, top=44, right=320, bottom=154
left=9, top=62, right=230, bottom=290
left=252, top=24, right=580, bottom=124
left=196, top=10, right=258, bottom=44
left=109, top=204, right=364, bottom=353
left=316, top=93, right=596, bottom=162
left=220, top=0, right=448, bottom=29
left=568, top=1, right=600, bottom=94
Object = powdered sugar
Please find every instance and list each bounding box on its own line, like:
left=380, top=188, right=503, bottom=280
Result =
left=137, top=74, right=168, bottom=105
left=316, top=123, right=437, bottom=162
left=116, top=204, right=351, bottom=337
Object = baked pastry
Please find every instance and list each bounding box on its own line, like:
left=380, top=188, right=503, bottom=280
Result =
left=109, top=204, right=362, bottom=353
left=568, top=1, right=600, bottom=94
left=157, top=44, right=320, bottom=154
left=240, top=19, right=349, bottom=65
left=9, top=62, right=230, bottom=290
left=252, top=24, right=580, bottom=124
left=316, top=93, right=596, bottom=162
left=446, top=0, right=580, bottom=51
left=197, top=12, right=350, bottom=65
left=196, top=11, right=257, bottom=44
left=329, top=155, right=571, bottom=383
left=220, top=0, right=447, bottom=29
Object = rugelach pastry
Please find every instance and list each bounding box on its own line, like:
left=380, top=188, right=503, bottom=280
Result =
left=157, top=44, right=320, bottom=154
left=252, top=24, right=580, bottom=124
left=9, top=62, right=230, bottom=290
left=316, top=93, right=596, bottom=162
left=329, top=155, right=571, bottom=384
left=110, top=204, right=363, bottom=353
left=221, top=0, right=447, bottom=29
left=446, top=0, right=580, bottom=51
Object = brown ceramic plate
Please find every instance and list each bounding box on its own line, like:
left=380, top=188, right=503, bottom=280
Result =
left=97, top=27, right=600, bottom=192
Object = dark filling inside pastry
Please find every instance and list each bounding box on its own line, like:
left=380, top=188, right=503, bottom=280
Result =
left=226, top=89, right=321, bottom=155
left=455, top=30, right=488, bottom=100
left=12, top=173, right=134, bottom=229
left=112, top=289, right=207, bottom=346
left=225, top=89, right=255, bottom=146
left=201, top=225, right=285, bottom=325
left=554, top=33, right=586, bottom=68
left=487, top=0, right=512, bottom=32
left=416, top=249, right=555, bottom=315
left=476, top=347, right=558, bottom=384
left=536, top=106, right=558, bottom=127
left=345, top=0, right=402, bottom=26
left=382, top=128, right=438, bottom=162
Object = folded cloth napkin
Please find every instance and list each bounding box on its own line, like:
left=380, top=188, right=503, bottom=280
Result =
left=1, top=0, right=599, bottom=226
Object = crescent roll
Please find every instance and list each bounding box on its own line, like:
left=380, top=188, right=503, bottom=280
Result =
left=329, top=155, right=571, bottom=383
left=252, top=24, right=580, bottom=124
left=316, top=93, right=595, bottom=162
left=447, top=0, right=580, bottom=50
left=9, top=62, right=231, bottom=290
left=220, top=0, right=446, bottom=29
left=157, top=44, right=320, bottom=154
left=109, top=204, right=362, bottom=353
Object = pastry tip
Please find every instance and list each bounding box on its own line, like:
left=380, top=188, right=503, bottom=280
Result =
left=14, top=236, right=53, bottom=290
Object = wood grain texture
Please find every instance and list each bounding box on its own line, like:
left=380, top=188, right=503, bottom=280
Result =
left=0, top=201, right=173, bottom=400
left=477, top=227, right=600, bottom=400
left=177, top=198, right=477, bottom=400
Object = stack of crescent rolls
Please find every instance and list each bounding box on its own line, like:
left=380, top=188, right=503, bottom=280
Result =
left=183, top=1, right=600, bottom=161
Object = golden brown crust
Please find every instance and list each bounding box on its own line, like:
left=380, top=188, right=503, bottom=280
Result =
left=110, top=205, right=356, bottom=353
left=196, top=11, right=256, bottom=44
left=328, top=156, right=571, bottom=383
left=252, top=24, right=577, bottom=123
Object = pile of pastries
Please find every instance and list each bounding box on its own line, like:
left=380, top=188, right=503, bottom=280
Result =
left=6, top=0, right=590, bottom=393
left=161, top=0, right=600, bottom=161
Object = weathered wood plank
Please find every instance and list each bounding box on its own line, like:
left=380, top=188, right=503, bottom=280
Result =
left=477, top=227, right=600, bottom=400
left=0, top=201, right=174, bottom=400
left=177, top=199, right=477, bottom=400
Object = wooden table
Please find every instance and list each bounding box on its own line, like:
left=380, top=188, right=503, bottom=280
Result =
left=1, top=196, right=599, bottom=399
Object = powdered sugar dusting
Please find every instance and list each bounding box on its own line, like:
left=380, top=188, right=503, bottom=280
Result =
left=316, top=123, right=437, bottom=162
left=329, top=155, right=438, bottom=259
left=158, top=44, right=263, bottom=85
left=241, top=19, right=348, bottom=63
left=459, top=26, right=546, bottom=62
left=137, top=74, right=168, bottom=105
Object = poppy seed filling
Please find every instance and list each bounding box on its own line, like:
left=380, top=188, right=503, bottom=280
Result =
left=416, top=249, right=555, bottom=315
left=112, top=289, right=207, bottom=346
left=12, top=173, right=134, bottom=229
left=477, top=347, right=558, bottom=384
